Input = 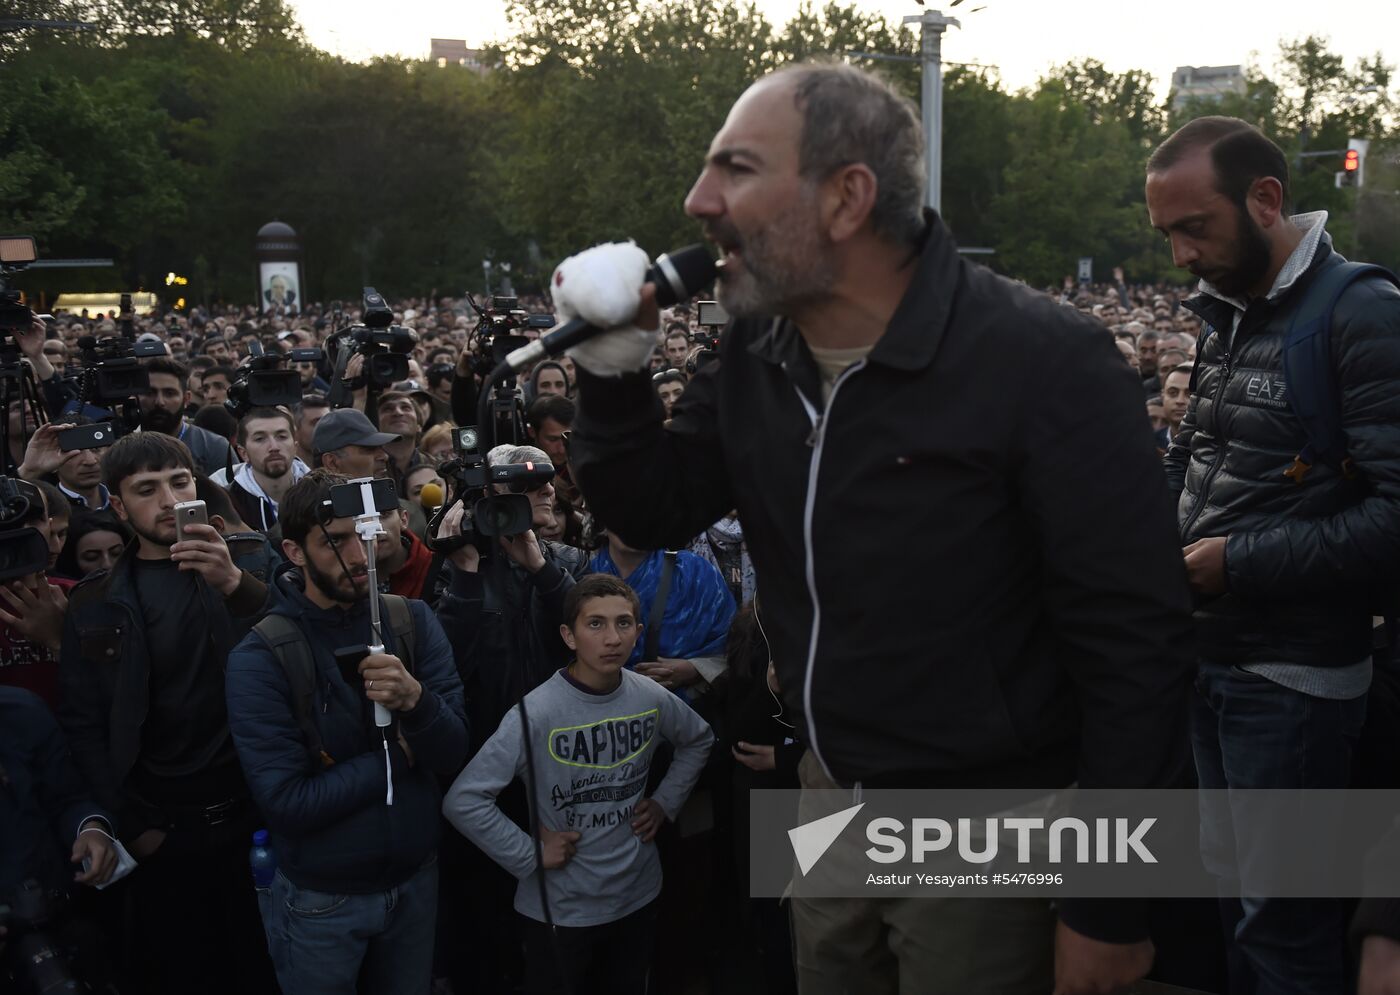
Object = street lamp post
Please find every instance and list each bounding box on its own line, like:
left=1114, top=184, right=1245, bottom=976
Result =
left=903, top=9, right=960, bottom=212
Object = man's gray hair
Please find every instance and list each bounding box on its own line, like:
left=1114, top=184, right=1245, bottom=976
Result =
left=488, top=443, right=551, bottom=467
left=770, top=60, right=926, bottom=245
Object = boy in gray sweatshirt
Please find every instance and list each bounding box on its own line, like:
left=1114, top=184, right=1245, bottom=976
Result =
left=443, top=573, right=714, bottom=995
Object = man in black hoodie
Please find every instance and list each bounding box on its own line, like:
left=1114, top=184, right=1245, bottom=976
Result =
left=225, top=469, right=467, bottom=995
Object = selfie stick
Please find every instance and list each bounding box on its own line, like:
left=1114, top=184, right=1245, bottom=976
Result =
left=352, top=478, right=394, bottom=729
left=351, top=476, right=395, bottom=804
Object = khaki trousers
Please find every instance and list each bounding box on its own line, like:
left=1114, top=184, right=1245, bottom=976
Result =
left=790, top=751, right=1057, bottom=995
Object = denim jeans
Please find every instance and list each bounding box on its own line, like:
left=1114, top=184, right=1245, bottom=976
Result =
left=258, top=855, right=438, bottom=995
left=1191, top=661, right=1366, bottom=995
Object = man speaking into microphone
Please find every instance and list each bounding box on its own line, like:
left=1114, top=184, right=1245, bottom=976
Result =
left=565, top=62, right=1195, bottom=994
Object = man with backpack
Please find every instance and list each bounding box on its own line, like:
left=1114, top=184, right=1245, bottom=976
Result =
left=225, top=469, right=467, bottom=995
left=1149, top=116, right=1400, bottom=994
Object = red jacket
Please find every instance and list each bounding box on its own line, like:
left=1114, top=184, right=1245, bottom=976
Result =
left=389, top=530, right=434, bottom=601
left=0, top=576, right=76, bottom=709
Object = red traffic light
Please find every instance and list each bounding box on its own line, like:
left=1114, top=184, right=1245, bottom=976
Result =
left=1344, top=149, right=1360, bottom=172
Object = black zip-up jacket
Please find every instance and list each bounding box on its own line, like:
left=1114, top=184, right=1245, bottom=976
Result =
left=570, top=214, right=1195, bottom=940
left=1164, top=233, right=1400, bottom=666
left=435, top=543, right=589, bottom=748
left=57, top=541, right=267, bottom=840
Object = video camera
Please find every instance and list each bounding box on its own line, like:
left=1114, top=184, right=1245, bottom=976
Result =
left=0, top=879, right=83, bottom=994
left=688, top=299, right=728, bottom=374
left=223, top=341, right=323, bottom=420
left=467, top=295, right=555, bottom=369
left=463, top=296, right=556, bottom=448
left=67, top=312, right=165, bottom=436
left=0, top=477, right=53, bottom=583
left=324, top=289, right=417, bottom=407
left=426, top=425, right=555, bottom=555
left=0, top=236, right=41, bottom=336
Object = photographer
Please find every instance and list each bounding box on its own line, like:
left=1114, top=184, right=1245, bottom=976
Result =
left=436, top=442, right=589, bottom=739
left=57, top=432, right=275, bottom=995
left=226, top=469, right=466, bottom=995
left=15, top=419, right=111, bottom=513
left=12, top=315, right=79, bottom=422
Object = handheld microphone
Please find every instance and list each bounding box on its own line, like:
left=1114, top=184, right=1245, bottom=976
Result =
left=504, top=244, right=716, bottom=372
left=419, top=482, right=445, bottom=513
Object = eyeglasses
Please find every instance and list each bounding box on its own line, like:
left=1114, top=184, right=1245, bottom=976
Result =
left=652, top=368, right=684, bottom=382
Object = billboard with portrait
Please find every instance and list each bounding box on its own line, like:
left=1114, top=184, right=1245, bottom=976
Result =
left=259, top=261, right=300, bottom=314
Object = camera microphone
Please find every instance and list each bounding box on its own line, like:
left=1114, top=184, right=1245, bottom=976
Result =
left=503, top=244, right=716, bottom=372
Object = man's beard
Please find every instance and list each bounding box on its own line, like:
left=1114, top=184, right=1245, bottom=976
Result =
left=258, top=457, right=289, bottom=479
left=1202, top=207, right=1273, bottom=299
left=130, top=518, right=175, bottom=548
left=303, top=550, right=367, bottom=605
left=711, top=185, right=837, bottom=318
left=140, top=405, right=183, bottom=435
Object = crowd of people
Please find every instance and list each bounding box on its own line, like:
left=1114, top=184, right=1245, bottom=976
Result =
left=4, top=59, right=1400, bottom=995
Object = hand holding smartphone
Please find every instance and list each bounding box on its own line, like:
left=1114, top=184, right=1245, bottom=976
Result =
left=173, top=500, right=208, bottom=544
left=58, top=423, right=115, bottom=452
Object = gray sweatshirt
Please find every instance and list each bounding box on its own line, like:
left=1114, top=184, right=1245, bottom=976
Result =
left=443, top=668, right=714, bottom=927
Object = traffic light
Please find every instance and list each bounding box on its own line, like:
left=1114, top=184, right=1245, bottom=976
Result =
left=1338, top=138, right=1370, bottom=189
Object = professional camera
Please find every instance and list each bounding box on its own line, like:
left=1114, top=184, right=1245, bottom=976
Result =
left=0, top=292, right=32, bottom=335
left=426, top=424, right=555, bottom=555
left=322, top=288, right=418, bottom=410
left=688, top=299, right=728, bottom=374
left=223, top=342, right=322, bottom=420
left=463, top=296, right=557, bottom=448
left=467, top=295, right=556, bottom=369
left=0, top=477, right=50, bottom=583
left=0, top=236, right=40, bottom=334
left=0, top=879, right=82, bottom=995
left=66, top=318, right=163, bottom=437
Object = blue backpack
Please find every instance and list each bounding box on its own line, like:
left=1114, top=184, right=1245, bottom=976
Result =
left=1193, top=262, right=1400, bottom=483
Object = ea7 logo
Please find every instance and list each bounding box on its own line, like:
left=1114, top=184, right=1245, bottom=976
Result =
left=1245, top=374, right=1287, bottom=404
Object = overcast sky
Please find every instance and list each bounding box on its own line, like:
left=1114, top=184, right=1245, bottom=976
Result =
left=285, top=0, right=1398, bottom=96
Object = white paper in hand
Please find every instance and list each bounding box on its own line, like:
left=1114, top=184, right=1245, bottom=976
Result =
left=552, top=241, right=659, bottom=377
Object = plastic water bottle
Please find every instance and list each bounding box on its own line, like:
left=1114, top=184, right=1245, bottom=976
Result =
left=249, top=829, right=276, bottom=888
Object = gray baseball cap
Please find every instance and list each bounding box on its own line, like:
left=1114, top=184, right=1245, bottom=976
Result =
left=312, top=409, right=399, bottom=454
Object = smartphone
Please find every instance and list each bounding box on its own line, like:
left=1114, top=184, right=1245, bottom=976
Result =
left=173, top=500, right=208, bottom=543
left=58, top=423, right=115, bottom=452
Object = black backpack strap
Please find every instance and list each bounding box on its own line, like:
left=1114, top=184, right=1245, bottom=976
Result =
left=1282, top=262, right=1400, bottom=483
left=642, top=551, right=678, bottom=663
left=254, top=614, right=329, bottom=770
left=381, top=594, right=416, bottom=676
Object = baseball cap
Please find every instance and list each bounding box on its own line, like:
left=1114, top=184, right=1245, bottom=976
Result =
left=312, top=409, right=399, bottom=455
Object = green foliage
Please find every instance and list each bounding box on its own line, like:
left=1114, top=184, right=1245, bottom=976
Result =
left=3, top=4, right=1398, bottom=305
